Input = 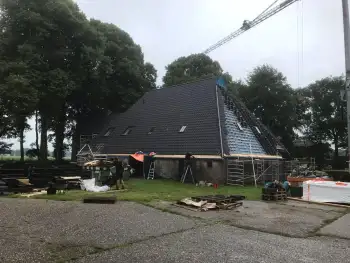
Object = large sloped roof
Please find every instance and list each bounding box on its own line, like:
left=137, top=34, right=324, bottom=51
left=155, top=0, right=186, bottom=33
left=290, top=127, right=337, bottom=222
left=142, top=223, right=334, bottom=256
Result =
left=86, top=77, right=289, bottom=158
left=92, top=78, right=224, bottom=155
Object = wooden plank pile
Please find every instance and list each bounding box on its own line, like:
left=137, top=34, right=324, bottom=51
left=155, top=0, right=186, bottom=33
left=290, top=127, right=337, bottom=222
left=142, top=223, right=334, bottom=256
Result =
left=0, top=164, right=87, bottom=194
left=176, top=195, right=245, bottom=211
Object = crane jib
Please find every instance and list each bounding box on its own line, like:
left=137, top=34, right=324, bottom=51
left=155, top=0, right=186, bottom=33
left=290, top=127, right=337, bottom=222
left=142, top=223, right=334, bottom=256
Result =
left=203, top=0, right=300, bottom=54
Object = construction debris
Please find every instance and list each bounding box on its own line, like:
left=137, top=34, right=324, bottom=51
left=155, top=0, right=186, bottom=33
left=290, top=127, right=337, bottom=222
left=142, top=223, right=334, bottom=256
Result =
left=177, top=195, right=245, bottom=211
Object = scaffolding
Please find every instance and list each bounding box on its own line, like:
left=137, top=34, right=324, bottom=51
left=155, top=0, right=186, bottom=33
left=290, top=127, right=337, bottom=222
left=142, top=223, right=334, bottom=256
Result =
left=226, top=158, right=284, bottom=186
left=227, top=159, right=245, bottom=186
left=76, top=134, right=106, bottom=166
left=284, top=158, right=316, bottom=177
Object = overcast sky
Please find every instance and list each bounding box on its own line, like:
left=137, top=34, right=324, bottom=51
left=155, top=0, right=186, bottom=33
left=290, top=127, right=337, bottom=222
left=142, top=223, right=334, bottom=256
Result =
left=7, top=0, right=345, bottom=150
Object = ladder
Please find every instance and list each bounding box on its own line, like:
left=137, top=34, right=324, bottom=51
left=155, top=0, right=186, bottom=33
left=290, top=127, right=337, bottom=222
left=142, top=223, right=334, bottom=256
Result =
left=256, top=160, right=264, bottom=182
left=180, top=164, right=195, bottom=184
left=147, top=161, right=155, bottom=180
left=227, top=159, right=244, bottom=186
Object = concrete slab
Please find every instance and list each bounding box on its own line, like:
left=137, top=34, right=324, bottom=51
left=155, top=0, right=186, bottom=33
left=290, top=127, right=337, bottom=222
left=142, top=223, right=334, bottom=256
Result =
left=0, top=198, right=197, bottom=263
left=76, top=224, right=350, bottom=263
left=150, top=200, right=347, bottom=237
left=318, top=213, right=350, bottom=239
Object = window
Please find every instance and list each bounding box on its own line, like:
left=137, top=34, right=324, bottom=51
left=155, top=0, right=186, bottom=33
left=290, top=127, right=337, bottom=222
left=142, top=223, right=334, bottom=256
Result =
left=121, top=126, right=134, bottom=136
left=179, top=125, right=187, bottom=133
left=104, top=127, right=115, bottom=137
left=148, top=127, right=156, bottom=135
left=255, top=126, right=261, bottom=134
left=236, top=122, right=243, bottom=131
left=207, top=160, right=213, bottom=168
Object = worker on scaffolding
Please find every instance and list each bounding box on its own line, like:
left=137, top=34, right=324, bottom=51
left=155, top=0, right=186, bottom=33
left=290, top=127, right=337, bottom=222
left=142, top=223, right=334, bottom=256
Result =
left=111, top=158, right=125, bottom=190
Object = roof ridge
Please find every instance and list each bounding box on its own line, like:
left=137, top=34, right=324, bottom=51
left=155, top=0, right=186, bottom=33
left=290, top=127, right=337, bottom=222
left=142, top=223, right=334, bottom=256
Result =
left=160, top=75, right=218, bottom=89
left=140, top=75, right=218, bottom=98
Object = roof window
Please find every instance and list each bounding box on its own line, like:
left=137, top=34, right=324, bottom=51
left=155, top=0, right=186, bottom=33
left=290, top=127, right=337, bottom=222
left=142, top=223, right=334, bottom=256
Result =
left=104, top=127, right=115, bottom=137
left=121, top=126, right=134, bottom=136
left=236, top=122, right=243, bottom=131
left=179, top=126, right=187, bottom=133
left=148, top=127, right=156, bottom=135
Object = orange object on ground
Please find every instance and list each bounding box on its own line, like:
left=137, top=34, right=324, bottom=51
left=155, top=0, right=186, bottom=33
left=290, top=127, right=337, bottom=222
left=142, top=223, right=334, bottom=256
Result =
left=287, top=177, right=332, bottom=183
left=335, top=182, right=348, bottom=186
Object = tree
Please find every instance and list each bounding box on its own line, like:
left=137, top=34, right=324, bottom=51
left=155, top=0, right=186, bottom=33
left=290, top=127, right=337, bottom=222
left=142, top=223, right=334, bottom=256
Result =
left=143, top=62, right=158, bottom=90
left=0, top=141, right=12, bottom=155
left=0, top=72, right=37, bottom=161
left=227, top=79, right=247, bottom=97
left=238, top=64, right=300, bottom=152
left=68, top=19, right=157, bottom=160
left=0, top=0, right=157, bottom=162
left=26, top=143, right=40, bottom=159
left=304, top=76, right=346, bottom=167
left=162, top=54, right=223, bottom=86
left=0, top=0, right=93, bottom=161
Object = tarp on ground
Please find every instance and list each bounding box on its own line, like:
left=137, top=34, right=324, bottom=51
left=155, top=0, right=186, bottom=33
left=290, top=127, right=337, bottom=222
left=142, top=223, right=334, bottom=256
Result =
left=80, top=178, right=110, bottom=192
left=302, top=179, right=350, bottom=203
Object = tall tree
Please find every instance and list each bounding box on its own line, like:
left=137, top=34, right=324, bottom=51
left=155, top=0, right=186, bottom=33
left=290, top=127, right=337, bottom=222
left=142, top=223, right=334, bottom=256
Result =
left=0, top=72, right=37, bottom=161
left=238, top=64, right=300, bottom=152
left=0, top=0, right=91, bottom=161
left=304, top=76, right=347, bottom=165
left=0, top=7, right=39, bottom=161
left=162, top=54, right=223, bottom=86
left=68, top=20, right=157, bottom=160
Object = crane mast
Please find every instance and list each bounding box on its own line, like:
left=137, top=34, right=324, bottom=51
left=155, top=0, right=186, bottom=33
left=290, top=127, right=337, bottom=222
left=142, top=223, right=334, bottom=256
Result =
left=203, top=0, right=300, bottom=54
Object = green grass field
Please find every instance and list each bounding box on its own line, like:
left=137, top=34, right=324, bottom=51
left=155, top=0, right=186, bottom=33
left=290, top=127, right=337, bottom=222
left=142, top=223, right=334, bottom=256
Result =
left=16, top=179, right=261, bottom=202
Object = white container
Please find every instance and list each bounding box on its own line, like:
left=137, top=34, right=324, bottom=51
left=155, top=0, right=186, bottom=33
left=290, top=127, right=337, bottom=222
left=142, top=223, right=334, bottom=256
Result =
left=303, top=180, right=350, bottom=204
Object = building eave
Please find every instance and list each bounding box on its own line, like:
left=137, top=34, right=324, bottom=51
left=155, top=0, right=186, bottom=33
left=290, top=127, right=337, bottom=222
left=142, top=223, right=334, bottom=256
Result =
left=224, top=153, right=283, bottom=159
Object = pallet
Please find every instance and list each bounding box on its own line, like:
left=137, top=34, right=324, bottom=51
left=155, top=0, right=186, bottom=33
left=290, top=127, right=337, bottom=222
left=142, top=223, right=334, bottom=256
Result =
left=217, top=201, right=243, bottom=210
left=261, top=193, right=287, bottom=201
left=192, top=195, right=245, bottom=204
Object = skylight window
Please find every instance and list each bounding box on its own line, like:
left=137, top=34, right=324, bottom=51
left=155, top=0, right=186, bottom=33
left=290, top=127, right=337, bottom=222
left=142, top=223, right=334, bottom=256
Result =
left=148, top=127, right=156, bottom=135
left=121, top=126, right=134, bottom=136
left=179, top=126, right=187, bottom=133
left=104, top=127, right=115, bottom=137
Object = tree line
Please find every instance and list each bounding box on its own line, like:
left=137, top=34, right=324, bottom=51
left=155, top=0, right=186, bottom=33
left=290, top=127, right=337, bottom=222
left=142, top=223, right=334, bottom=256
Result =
left=0, top=0, right=157, bottom=162
left=0, top=1, right=345, bottom=168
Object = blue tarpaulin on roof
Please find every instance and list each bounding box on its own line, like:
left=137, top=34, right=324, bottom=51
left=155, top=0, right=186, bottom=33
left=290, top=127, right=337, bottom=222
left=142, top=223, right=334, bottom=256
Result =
left=216, top=77, right=226, bottom=89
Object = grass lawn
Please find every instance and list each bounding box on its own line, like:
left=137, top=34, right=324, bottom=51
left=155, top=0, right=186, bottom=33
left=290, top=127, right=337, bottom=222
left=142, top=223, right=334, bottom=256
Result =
left=15, top=179, right=261, bottom=202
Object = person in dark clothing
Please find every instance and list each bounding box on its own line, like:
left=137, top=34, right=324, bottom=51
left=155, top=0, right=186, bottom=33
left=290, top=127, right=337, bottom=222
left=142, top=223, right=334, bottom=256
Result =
left=111, top=158, right=125, bottom=190
left=27, top=165, right=33, bottom=179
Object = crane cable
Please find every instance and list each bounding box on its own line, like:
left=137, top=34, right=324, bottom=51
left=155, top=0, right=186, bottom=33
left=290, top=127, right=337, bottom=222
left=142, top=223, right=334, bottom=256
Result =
left=296, top=0, right=304, bottom=88
left=253, top=0, right=280, bottom=22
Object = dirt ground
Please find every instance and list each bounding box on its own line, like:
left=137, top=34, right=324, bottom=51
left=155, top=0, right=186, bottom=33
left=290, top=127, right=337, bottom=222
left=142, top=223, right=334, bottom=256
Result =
left=149, top=199, right=349, bottom=237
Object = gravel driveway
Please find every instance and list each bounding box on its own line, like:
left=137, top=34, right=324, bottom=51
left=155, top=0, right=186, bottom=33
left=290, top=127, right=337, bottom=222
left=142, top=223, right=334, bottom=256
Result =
left=0, top=198, right=349, bottom=263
